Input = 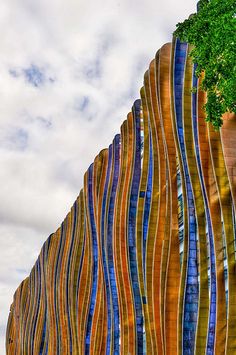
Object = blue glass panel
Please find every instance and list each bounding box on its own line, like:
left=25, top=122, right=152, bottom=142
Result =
left=143, top=124, right=153, bottom=285
left=85, top=165, right=98, bottom=353
left=54, top=223, right=65, bottom=353
left=192, top=64, right=216, bottom=354
left=64, top=201, right=78, bottom=354
left=174, top=39, right=199, bottom=354
left=100, top=143, right=112, bottom=354
left=128, top=99, right=143, bottom=353
left=107, top=134, right=120, bottom=354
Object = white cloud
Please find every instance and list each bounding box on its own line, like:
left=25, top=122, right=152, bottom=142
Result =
left=0, top=0, right=197, bottom=352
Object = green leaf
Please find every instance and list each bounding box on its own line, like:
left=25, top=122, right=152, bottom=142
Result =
left=173, top=0, right=236, bottom=129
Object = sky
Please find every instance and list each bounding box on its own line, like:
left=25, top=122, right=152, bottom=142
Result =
left=0, top=0, right=197, bottom=351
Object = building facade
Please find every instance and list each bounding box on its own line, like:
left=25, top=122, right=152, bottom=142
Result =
left=6, top=38, right=236, bottom=354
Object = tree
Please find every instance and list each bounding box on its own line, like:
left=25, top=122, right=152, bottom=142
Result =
left=174, top=0, right=236, bottom=129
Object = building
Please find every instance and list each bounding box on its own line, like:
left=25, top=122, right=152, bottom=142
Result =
left=6, top=37, right=236, bottom=354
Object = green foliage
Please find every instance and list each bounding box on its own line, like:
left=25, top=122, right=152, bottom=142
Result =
left=174, top=0, right=236, bottom=129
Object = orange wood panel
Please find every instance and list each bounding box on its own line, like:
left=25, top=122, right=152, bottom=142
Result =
left=221, top=113, right=236, bottom=209
left=46, top=230, right=61, bottom=354
left=77, top=171, right=93, bottom=355
left=90, top=150, right=108, bottom=355
left=209, top=122, right=236, bottom=353
left=144, top=68, right=161, bottom=354
left=158, top=42, right=180, bottom=355
left=198, top=84, right=227, bottom=355
left=113, top=117, right=136, bottom=355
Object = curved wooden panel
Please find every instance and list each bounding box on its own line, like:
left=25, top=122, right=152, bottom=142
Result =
left=158, top=42, right=180, bottom=355
left=197, top=86, right=226, bottom=355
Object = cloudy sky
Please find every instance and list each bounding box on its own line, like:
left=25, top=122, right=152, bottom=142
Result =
left=0, top=0, right=197, bottom=351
